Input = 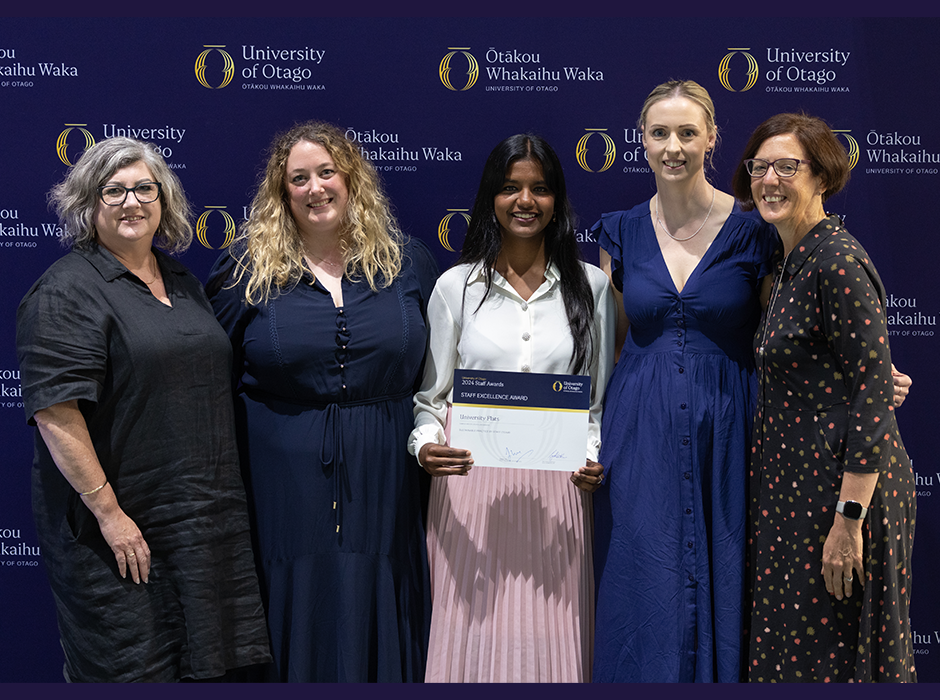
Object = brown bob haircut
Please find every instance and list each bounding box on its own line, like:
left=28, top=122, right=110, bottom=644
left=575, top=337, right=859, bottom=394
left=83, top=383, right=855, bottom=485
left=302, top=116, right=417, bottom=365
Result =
left=732, top=112, right=851, bottom=210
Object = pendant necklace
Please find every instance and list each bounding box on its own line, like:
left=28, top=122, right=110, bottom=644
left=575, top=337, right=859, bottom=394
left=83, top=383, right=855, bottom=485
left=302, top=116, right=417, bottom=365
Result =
left=655, top=186, right=715, bottom=242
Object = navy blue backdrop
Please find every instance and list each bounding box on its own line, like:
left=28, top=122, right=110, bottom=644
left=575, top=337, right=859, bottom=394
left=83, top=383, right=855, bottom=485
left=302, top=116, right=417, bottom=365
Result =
left=1, top=16, right=937, bottom=683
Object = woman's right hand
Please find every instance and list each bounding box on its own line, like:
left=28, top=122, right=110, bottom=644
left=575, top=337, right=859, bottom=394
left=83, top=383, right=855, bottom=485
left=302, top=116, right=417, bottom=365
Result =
left=418, top=443, right=473, bottom=477
left=96, top=506, right=151, bottom=585
left=34, top=401, right=151, bottom=584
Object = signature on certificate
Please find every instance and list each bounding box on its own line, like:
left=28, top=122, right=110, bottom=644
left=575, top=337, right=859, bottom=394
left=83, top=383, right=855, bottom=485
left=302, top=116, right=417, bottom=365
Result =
left=503, top=448, right=534, bottom=463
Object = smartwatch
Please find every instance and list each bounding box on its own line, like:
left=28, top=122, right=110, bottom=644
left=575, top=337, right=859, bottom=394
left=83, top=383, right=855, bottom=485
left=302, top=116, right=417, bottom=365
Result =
left=836, top=500, right=868, bottom=520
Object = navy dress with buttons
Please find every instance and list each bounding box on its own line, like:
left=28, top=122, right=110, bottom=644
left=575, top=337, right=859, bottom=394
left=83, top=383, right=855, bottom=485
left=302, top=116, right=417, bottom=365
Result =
left=207, top=237, right=438, bottom=682
left=590, top=201, right=778, bottom=682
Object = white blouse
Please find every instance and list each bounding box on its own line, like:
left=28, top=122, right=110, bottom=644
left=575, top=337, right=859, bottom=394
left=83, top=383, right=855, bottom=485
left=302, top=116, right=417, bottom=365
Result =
left=409, top=260, right=616, bottom=462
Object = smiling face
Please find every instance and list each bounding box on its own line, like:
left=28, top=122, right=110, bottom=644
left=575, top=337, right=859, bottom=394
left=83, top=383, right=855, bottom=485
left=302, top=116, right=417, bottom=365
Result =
left=750, top=133, right=827, bottom=239
left=642, top=96, right=716, bottom=184
left=92, top=160, right=162, bottom=256
left=494, top=158, right=555, bottom=245
left=284, top=139, right=349, bottom=239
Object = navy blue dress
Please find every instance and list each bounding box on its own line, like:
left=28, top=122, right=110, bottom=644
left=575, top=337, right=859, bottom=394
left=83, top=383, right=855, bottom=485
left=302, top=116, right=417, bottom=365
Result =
left=591, top=202, right=777, bottom=682
left=207, top=237, right=438, bottom=682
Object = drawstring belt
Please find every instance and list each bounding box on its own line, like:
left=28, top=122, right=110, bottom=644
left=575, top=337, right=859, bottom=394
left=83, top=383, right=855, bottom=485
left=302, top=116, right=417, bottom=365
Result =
left=243, top=386, right=413, bottom=534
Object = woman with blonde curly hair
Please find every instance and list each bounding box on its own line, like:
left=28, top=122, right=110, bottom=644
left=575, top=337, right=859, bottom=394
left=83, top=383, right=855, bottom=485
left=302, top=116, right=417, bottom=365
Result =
left=208, top=121, right=438, bottom=682
left=16, top=136, right=271, bottom=681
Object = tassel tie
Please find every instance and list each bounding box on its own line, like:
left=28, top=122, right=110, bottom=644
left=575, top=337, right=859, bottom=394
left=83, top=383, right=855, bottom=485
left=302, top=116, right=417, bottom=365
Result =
left=244, top=386, right=415, bottom=536
left=320, top=402, right=345, bottom=534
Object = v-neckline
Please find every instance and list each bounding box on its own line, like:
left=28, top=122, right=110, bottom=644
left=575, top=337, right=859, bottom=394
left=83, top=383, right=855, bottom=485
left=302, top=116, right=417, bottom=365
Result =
left=650, top=207, right=729, bottom=296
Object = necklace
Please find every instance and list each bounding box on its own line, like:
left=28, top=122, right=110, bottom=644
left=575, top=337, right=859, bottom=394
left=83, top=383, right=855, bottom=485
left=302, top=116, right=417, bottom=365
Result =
left=137, top=255, right=159, bottom=285
left=757, top=249, right=793, bottom=357
left=306, top=250, right=342, bottom=270
left=655, top=186, right=716, bottom=242
left=758, top=222, right=843, bottom=357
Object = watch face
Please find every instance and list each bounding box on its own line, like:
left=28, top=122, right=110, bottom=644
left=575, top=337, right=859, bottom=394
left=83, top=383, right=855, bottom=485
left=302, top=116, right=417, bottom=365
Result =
left=841, top=501, right=863, bottom=519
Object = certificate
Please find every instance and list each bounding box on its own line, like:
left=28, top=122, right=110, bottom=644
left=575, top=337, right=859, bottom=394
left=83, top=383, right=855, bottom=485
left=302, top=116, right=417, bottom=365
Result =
left=450, top=369, right=590, bottom=471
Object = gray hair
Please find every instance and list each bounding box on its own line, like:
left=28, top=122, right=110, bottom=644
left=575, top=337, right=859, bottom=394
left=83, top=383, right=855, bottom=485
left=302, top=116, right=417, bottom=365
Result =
left=47, top=136, right=193, bottom=254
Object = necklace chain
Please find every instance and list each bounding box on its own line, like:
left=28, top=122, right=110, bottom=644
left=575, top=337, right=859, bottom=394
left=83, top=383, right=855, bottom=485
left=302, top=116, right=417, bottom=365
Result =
left=138, top=255, right=159, bottom=285
left=306, top=250, right=342, bottom=270
left=655, top=187, right=716, bottom=242
left=758, top=249, right=793, bottom=356
left=758, top=224, right=842, bottom=356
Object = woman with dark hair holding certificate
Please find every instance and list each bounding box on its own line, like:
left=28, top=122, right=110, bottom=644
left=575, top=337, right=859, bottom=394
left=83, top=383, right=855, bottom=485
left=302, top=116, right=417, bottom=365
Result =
left=408, top=133, right=616, bottom=682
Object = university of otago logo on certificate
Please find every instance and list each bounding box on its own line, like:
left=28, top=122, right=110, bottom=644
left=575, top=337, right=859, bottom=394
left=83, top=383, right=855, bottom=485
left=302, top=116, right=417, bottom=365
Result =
left=56, top=124, right=95, bottom=166
left=833, top=130, right=860, bottom=170
left=576, top=129, right=616, bottom=173
left=718, top=48, right=759, bottom=92
left=195, top=45, right=235, bottom=89
left=439, top=48, right=479, bottom=91
left=438, top=209, right=470, bottom=252
left=196, top=207, right=237, bottom=249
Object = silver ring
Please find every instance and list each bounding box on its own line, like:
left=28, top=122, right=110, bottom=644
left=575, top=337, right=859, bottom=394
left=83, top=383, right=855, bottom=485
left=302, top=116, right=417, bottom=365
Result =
left=843, top=575, right=853, bottom=582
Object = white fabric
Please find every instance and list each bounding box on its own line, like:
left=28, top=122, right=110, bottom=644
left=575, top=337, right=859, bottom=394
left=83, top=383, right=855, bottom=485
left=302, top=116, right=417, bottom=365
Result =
left=409, top=261, right=616, bottom=461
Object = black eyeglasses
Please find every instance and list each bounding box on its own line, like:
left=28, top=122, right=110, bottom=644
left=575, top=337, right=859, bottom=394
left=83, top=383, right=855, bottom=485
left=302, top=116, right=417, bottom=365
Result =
left=97, top=181, right=162, bottom=206
left=744, top=158, right=811, bottom=178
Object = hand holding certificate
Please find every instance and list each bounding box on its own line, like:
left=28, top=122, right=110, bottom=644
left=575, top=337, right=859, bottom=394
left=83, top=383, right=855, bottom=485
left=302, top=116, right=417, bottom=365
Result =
left=450, top=369, right=590, bottom=472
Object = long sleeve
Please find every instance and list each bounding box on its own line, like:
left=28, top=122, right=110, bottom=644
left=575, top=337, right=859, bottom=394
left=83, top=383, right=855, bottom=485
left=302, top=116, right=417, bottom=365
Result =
left=409, top=262, right=617, bottom=462
left=408, top=274, right=461, bottom=457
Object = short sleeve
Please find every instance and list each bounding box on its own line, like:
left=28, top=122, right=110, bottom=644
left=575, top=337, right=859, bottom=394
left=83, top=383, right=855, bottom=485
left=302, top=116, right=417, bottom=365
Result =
left=206, top=249, right=256, bottom=389
left=16, top=275, right=108, bottom=424
left=592, top=211, right=629, bottom=293
left=738, top=207, right=781, bottom=279
left=404, top=236, right=441, bottom=310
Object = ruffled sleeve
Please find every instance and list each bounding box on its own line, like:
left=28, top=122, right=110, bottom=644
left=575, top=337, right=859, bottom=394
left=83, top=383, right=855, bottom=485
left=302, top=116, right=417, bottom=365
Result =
left=592, top=210, right=632, bottom=294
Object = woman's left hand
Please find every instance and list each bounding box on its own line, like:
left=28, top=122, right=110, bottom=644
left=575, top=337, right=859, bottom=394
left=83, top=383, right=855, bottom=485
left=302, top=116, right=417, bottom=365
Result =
left=821, top=514, right=864, bottom=601
left=891, top=364, right=911, bottom=408
left=571, top=459, right=605, bottom=493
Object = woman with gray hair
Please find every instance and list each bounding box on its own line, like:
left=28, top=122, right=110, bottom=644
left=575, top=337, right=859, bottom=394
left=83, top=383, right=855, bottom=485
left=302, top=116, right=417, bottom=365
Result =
left=15, top=137, right=271, bottom=682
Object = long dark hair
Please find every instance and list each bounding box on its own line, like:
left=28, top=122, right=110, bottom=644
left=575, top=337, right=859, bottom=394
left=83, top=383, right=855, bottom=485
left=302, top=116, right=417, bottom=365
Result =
left=458, top=133, right=596, bottom=374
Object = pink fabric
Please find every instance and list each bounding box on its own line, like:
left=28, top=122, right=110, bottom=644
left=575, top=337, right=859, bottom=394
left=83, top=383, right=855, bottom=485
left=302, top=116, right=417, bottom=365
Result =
left=424, top=464, right=594, bottom=682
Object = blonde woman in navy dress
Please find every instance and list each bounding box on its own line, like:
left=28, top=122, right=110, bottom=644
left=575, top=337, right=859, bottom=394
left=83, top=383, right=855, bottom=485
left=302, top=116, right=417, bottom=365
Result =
left=208, top=121, right=436, bottom=682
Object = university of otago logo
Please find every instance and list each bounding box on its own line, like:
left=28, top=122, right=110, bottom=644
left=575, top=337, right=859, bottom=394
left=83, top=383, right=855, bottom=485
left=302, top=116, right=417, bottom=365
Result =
left=575, top=129, right=616, bottom=173
left=718, top=48, right=759, bottom=92
left=552, top=381, right=563, bottom=392
left=439, top=48, right=479, bottom=91
left=195, top=45, right=235, bottom=89
left=438, top=209, right=470, bottom=252
left=56, top=124, right=95, bottom=166
left=832, top=130, right=860, bottom=170
left=195, top=207, right=237, bottom=249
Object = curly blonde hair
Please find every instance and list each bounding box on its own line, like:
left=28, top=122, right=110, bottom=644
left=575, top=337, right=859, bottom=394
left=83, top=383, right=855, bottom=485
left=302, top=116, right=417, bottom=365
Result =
left=231, top=121, right=404, bottom=304
left=47, top=136, right=193, bottom=254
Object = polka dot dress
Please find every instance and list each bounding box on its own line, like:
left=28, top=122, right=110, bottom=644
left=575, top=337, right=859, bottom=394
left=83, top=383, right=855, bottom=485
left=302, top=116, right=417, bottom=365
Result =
left=746, top=215, right=917, bottom=683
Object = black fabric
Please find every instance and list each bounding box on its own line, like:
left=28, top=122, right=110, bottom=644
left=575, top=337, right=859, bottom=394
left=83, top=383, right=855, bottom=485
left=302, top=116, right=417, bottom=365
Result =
left=16, top=242, right=271, bottom=682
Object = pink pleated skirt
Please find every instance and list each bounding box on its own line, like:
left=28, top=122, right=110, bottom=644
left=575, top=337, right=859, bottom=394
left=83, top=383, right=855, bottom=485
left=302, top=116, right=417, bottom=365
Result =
left=424, top=465, right=594, bottom=683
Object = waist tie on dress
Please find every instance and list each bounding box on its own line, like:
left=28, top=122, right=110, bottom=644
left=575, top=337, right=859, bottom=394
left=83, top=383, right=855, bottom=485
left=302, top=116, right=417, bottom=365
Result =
left=243, top=386, right=413, bottom=535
